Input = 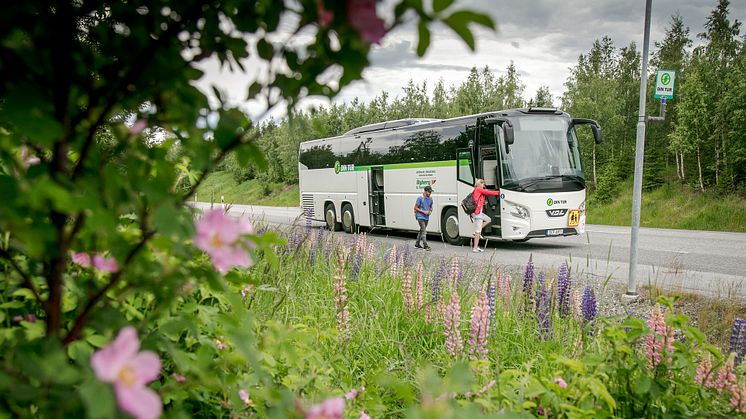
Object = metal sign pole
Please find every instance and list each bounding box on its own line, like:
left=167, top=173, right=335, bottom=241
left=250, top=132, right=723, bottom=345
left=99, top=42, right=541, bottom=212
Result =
left=627, top=0, right=653, bottom=297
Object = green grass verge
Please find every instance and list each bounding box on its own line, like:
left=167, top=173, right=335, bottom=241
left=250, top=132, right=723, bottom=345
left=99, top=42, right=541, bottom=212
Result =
left=588, top=179, right=746, bottom=232
left=195, top=171, right=299, bottom=206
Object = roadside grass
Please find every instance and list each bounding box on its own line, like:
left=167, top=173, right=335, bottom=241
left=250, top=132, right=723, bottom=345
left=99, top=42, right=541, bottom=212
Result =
left=588, top=179, right=746, bottom=232
left=643, top=284, right=746, bottom=350
left=195, top=171, right=299, bottom=206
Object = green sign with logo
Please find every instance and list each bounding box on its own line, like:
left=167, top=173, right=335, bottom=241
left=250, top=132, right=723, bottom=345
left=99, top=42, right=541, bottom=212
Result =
left=547, top=198, right=553, bottom=206
left=654, top=70, right=676, bottom=99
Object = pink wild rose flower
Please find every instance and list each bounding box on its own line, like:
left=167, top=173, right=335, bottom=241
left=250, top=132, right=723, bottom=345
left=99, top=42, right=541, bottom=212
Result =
left=93, top=255, right=120, bottom=273
left=90, top=327, right=162, bottom=419
left=346, top=0, right=386, bottom=44
left=306, top=396, right=345, bottom=419
left=194, top=209, right=254, bottom=273
left=554, top=377, right=568, bottom=388
left=72, top=252, right=92, bottom=267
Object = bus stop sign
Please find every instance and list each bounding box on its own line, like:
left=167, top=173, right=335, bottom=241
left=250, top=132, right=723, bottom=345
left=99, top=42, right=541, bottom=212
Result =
left=654, top=70, right=675, bottom=99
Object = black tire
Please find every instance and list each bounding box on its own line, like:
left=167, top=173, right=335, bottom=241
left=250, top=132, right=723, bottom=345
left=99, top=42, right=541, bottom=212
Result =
left=324, top=203, right=341, bottom=231
left=441, top=207, right=464, bottom=245
left=341, top=203, right=355, bottom=234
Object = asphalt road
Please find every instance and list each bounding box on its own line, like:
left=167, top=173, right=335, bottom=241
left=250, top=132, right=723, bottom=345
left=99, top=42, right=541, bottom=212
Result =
left=190, top=202, right=746, bottom=299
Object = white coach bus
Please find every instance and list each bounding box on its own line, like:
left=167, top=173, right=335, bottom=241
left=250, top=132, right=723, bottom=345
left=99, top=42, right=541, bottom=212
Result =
left=298, top=108, right=601, bottom=244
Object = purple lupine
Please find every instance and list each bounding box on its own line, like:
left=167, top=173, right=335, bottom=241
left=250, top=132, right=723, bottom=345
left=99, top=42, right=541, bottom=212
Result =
left=401, top=246, right=412, bottom=271
left=309, top=227, right=324, bottom=266
left=350, top=241, right=364, bottom=279
left=322, top=227, right=333, bottom=262
left=523, top=258, right=535, bottom=310
left=581, top=286, right=597, bottom=335
left=305, top=208, right=314, bottom=229
left=729, top=318, right=746, bottom=366
left=487, top=273, right=497, bottom=337
left=535, top=272, right=551, bottom=340
left=556, top=262, right=571, bottom=318
left=430, top=260, right=447, bottom=303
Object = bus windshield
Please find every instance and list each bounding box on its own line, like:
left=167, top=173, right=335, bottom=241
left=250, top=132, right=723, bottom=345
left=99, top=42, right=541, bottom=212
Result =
left=497, top=116, right=585, bottom=192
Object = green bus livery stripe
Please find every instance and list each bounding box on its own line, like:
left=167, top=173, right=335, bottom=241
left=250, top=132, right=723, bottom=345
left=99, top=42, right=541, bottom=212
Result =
left=353, top=160, right=457, bottom=171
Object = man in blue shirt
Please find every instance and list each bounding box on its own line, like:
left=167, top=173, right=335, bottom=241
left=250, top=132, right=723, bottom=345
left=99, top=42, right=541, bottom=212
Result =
left=414, top=185, right=433, bottom=251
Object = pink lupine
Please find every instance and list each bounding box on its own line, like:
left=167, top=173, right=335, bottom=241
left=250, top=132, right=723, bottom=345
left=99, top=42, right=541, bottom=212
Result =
left=644, top=305, right=675, bottom=369
left=731, top=383, right=746, bottom=414
left=554, top=377, right=568, bottom=388
left=694, top=354, right=715, bottom=388
left=498, top=273, right=512, bottom=308
left=306, top=396, right=345, bottom=419
left=449, top=258, right=459, bottom=292
left=415, top=263, right=424, bottom=310
left=716, top=356, right=737, bottom=394
left=402, top=269, right=413, bottom=312
left=571, top=290, right=582, bottom=319
left=334, top=254, right=350, bottom=340
left=90, top=327, right=162, bottom=419
left=346, top=0, right=386, bottom=44
left=467, top=291, right=490, bottom=362
left=443, top=292, right=463, bottom=356
left=194, top=209, right=254, bottom=273
left=388, top=246, right=398, bottom=277
left=367, top=242, right=374, bottom=260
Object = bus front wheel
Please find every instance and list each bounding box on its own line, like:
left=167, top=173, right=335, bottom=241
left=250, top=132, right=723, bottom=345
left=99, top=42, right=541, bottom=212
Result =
left=341, top=204, right=355, bottom=234
left=325, top=203, right=341, bottom=231
left=442, top=207, right=464, bottom=245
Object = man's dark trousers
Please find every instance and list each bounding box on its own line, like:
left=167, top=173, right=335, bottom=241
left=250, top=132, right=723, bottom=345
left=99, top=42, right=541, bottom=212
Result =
left=416, top=219, right=428, bottom=248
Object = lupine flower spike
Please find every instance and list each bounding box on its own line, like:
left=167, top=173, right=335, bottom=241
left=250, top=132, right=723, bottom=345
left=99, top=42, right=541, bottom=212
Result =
left=334, top=253, right=350, bottom=341
left=402, top=269, right=414, bottom=312
left=468, top=291, right=490, bottom=362
left=449, top=258, right=459, bottom=292
left=443, top=291, right=463, bottom=356
left=643, top=304, right=675, bottom=369
left=581, top=287, right=597, bottom=335
left=694, top=353, right=715, bottom=388
left=487, top=273, right=497, bottom=336
left=415, top=263, right=424, bottom=310
left=523, top=257, right=535, bottom=310
left=728, top=317, right=746, bottom=366
left=535, top=272, right=552, bottom=340
left=556, top=262, right=571, bottom=317
left=715, top=355, right=737, bottom=394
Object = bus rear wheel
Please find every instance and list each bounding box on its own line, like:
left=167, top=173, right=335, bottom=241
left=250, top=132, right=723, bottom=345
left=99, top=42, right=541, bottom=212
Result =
left=442, top=207, right=464, bottom=245
left=341, top=204, right=355, bottom=234
left=325, top=203, right=341, bottom=231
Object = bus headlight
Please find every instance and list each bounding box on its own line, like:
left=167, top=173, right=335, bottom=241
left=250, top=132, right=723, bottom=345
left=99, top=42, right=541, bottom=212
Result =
left=506, top=201, right=530, bottom=219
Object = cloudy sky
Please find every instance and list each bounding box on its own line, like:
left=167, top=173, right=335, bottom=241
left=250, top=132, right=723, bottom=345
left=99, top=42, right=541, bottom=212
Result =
left=195, top=0, right=746, bottom=121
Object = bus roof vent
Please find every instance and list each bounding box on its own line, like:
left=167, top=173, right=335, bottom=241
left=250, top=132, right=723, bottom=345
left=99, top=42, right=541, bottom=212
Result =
left=524, top=107, right=561, bottom=114
left=344, top=118, right=441, bottom=135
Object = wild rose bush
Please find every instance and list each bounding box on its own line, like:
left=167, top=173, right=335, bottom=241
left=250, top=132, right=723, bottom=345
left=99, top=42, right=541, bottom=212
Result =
left=0, top=1, right=495, bottom=417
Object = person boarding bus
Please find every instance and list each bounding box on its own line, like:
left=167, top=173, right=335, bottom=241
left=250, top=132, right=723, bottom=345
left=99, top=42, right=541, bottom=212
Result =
left=471, top=179, right=500, bottom=252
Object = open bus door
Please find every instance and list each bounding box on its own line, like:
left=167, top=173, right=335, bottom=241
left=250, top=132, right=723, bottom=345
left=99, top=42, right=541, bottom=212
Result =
left=475, top=118, right=501, bottom=237
left=369, top=166, right=385, bottom=226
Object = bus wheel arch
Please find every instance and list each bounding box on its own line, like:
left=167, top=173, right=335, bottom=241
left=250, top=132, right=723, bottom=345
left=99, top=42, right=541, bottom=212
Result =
left=341, top=203, right=355, bottom=234
left=441, top=206, right=464, bottom=245
left=324, top=202, right=341, bottom=231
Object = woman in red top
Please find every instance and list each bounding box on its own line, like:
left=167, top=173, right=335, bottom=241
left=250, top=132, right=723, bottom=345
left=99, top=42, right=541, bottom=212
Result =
left=471, top=178, right=501, bottom=252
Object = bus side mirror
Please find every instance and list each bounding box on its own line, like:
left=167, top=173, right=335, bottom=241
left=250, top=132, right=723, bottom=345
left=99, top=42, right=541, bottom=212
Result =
left=503, top=123, right=515, bottom=145
left=591, top=123, right=602, bottom=144
left=571, top=118, right=602, bottom=144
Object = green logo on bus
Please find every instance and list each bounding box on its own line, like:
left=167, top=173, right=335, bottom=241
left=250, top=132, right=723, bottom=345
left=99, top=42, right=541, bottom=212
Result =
left=547, top=198, right=553, bottom=206
left=334, top=161, right=341, bottom=174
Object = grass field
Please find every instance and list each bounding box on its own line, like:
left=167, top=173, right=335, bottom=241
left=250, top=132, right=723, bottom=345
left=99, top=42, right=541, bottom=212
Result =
left=587, top=179, right=746, bottom=232
left=195, top=171, right=299, bottom=206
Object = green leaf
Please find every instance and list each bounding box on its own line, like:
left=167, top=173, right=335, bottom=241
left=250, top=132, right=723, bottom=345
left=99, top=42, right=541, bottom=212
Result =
left=433, top=0, right=454, bottom=13
left=443, top=10, right=496, bottom=51
left=256, top=38, right=274, bottom=60
left=0, top=84, right=64, bottom=146
left=79, top=379, right=116, bottom=419
left=416, top=20, right=430, bottom=57
left=634, top=374, right=652, bottom=395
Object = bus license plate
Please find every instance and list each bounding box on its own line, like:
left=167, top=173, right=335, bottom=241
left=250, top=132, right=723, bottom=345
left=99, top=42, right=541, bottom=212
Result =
left=546, top=229, right=563, bottom=236
left=568, top=209, right=580, bottom=227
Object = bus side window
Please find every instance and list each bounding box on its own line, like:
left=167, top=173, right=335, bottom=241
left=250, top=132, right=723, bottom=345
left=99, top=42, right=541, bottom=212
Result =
left=457, top=149, right=474, bottom=185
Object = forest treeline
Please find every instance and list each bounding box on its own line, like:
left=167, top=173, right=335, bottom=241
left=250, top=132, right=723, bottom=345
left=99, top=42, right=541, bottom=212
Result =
left=224, top=0, right=746, bottom=200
